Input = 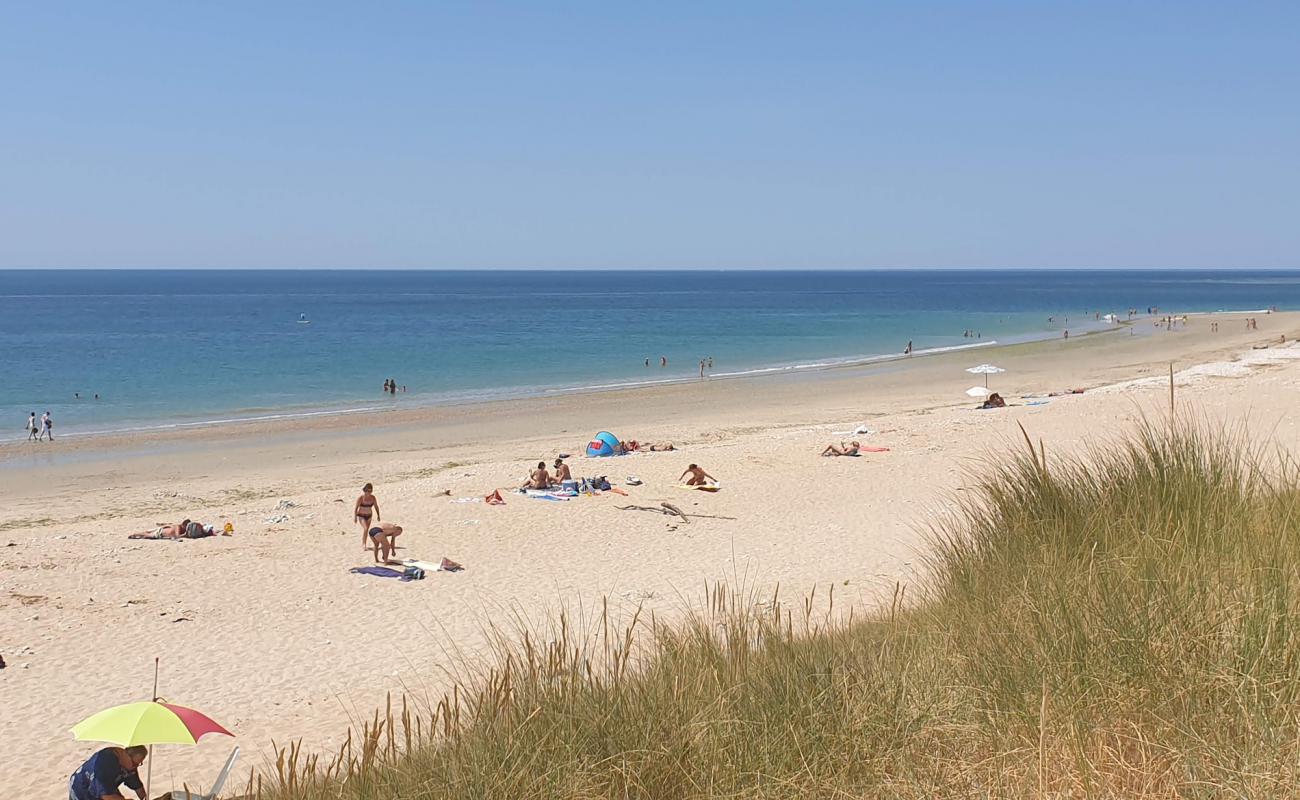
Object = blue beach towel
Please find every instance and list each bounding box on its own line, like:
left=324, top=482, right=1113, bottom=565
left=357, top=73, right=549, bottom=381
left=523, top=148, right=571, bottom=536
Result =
left=350, top=566, right=421, bottom=582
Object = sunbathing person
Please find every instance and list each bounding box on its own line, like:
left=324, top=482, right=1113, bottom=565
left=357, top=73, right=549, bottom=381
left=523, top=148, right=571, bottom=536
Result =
left=521, top=461, right=552, bottom=490
left=552, top=458, right=572, bottom=483
left=980, top=392, right=1007, bottom=409
left=645, top=442, right=676, bottom=451
left=368, top=522, right=403, bottom=563
left=128, top=519, right=220, bottom=539
left=130, top=520, right=187, bottom=539
left=822, top=440, right=861, bottom=456
left=679, top=463, right=717, bottom=486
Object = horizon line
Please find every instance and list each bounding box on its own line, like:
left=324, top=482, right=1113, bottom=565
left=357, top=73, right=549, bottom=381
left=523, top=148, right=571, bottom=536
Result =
left=2, top=265, right=1299, bottom=272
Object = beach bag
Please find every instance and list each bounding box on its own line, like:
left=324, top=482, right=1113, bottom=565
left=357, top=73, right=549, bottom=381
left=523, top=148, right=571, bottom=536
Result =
left=596, top=476, right=611, bottom=491
left=403, top=566, right=426, bottom=581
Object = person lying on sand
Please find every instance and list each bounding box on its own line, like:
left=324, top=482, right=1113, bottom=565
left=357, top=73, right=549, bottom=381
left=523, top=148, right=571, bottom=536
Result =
left=679, top=464, right=716, bottom=486
left=622, top=439, right=675, bottom=452
left=980, top=392, right=1007, bottom=409
left=822, top=441, right=861, bottom=457
left=368, top=522, right=403, bottom=563
left=128, top=519, right=221, bottom=539
left=552, top=458, right=572, bottom=483
left=521, top=461, right=552, bottom=490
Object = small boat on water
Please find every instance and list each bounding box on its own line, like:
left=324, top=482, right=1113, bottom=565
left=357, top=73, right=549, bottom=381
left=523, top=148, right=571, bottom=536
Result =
left=298, top=313, right=311, bottom=325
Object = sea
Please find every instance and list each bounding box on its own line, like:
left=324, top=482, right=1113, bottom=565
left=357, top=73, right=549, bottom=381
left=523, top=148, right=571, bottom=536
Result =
left=2, top=269, right=1296, bottom=440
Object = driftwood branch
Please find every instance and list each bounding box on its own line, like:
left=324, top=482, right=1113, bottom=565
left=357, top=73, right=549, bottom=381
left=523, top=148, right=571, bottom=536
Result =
left=615, top=503, right=738, bottom=522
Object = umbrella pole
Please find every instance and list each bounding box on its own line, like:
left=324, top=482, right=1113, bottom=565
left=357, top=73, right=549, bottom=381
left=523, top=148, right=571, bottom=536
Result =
left=147, top=657, right=159, bottom=797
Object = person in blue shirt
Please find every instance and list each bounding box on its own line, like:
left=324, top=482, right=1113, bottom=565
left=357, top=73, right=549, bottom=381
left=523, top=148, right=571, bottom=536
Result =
left=68, top=746, right=148, bottom=800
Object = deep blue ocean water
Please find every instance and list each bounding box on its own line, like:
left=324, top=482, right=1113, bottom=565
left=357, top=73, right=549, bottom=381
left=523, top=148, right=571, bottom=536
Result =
left=2, top=269, right=1296, bottom=438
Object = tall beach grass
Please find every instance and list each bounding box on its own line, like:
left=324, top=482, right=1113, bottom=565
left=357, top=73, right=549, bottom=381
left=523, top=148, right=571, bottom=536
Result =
left=248, top=422, right=1300, bottom=798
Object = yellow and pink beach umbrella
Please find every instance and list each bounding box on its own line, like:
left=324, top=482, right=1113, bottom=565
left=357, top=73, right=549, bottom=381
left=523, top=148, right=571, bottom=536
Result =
left=72, top=700, right=233, bottom=746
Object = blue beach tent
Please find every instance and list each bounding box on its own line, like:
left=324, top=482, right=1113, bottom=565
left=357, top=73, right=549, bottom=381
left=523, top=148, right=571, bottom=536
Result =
left=586, top=431, right=621, bottom=457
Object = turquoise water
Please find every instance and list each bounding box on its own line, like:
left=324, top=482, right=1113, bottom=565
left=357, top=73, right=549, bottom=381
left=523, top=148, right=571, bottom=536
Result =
left=1, top=269, right=1294, bottom=438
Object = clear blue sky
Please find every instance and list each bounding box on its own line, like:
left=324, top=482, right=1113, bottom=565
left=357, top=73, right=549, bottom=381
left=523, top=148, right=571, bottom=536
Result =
left=2, top=2, right=1297, bottom=269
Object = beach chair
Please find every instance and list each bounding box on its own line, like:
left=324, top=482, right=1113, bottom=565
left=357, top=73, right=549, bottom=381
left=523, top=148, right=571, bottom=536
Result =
left=168, top=745, right=239, bottom=800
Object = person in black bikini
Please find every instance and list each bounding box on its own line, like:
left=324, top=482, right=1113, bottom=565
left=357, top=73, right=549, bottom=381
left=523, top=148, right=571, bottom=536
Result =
left=355, top=483, right=380, bottom=549
left=368, top=522, right=403, bottom=563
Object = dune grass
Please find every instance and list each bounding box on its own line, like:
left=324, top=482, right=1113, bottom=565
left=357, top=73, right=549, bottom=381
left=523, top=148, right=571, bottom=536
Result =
left=248, top=422, right=1300, bottom=798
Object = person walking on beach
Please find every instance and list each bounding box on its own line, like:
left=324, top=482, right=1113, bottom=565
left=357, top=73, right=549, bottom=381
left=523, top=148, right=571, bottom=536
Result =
left=699, top=359, right=706, bottom=378
left=355, top=483, right=381, bottom=549
left=39, top=410, right=53, bottom=441
left=26, top=411, right=38, bottom=441
left=69, top=745, right=149, bottom=800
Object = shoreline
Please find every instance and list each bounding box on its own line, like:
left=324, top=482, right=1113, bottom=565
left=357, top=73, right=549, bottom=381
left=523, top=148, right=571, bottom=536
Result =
left=0, top=333, right=1032, bottom=447
left=0, top=309, right=1281, bottom=468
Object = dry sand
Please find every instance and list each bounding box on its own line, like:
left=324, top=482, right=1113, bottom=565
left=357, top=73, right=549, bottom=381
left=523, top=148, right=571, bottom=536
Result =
left=4, top=312, right=1300, bottom=794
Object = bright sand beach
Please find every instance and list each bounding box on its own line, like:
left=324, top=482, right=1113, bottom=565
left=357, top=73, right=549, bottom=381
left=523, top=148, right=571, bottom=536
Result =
left=4, top=312, right=1300, bottom=794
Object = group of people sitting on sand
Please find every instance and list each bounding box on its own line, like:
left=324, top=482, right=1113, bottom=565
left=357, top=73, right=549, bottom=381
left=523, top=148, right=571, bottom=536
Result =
left=521, top=458, right=573, bottom=490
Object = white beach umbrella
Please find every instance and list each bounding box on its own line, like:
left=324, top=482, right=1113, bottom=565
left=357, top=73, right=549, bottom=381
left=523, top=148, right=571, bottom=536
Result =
left=966, top=363, right=1006, bottom=388
left=965, top=386, right=992, bottom=398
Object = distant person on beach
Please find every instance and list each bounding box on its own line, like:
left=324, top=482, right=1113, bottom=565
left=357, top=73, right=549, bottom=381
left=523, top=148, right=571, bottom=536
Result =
left=680, top=463, right=716, bottom=486
left=69, top=745, right=149, bottom=800
left=699, top=359, right=706, bottom=378
left=522, top=461, right=552, bottom=490
left=707, top=356, right=713, bottom=369
left=904, top=340, right=912, bottom=355
left=26, top=412, right=38, bottom=441
left=644, top=358, right=650, bottom=367
left=822, top=441, right=861, bottom=457
left=39, top=411, right=53, bottom=441
left=980, top=393, right=1007, bottom=409
left=661, top=356, right=667, bottom=367
left=553, top=458, right=572, bottom=484
left=368, top=522, right=403, bottom=563
left=355, top=483, right=380, bottom=549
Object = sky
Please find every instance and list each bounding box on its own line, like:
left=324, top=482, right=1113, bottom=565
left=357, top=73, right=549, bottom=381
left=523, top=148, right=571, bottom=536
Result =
left=1, top=2, right=1297, bottom=270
